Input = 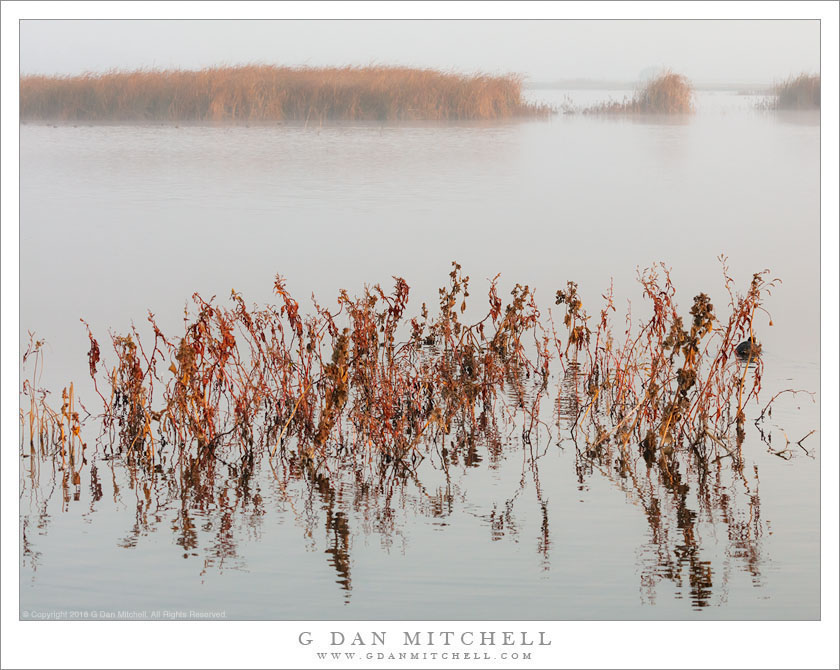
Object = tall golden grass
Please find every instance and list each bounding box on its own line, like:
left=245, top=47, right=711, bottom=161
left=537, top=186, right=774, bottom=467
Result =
left=20, top=65, right=549, bottom=122
left=585, top=70, right=695, bottom=114
left=773, top=73, right=820, bottom=110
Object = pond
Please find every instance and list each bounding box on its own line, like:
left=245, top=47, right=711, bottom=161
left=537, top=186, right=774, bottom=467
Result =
left=19, top=90, right=820, bottom=620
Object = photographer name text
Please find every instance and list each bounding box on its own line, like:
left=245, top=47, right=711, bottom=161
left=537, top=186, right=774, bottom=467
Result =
left=298, top=630, right=552, bottom=647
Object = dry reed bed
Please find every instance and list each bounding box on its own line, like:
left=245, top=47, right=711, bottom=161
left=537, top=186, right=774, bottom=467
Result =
left=772, top=73, right=820, bottom=110
left=22, top=259, right=787, bottom=492
left=584, top=71, right=695, bottom=114
left=20, top=65, right=549, bottom=122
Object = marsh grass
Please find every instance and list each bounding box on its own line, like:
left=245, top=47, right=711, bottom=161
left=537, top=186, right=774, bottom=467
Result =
left=584, top=70, right=695, bottom=115
left=772, top=73, right=820, bottom=110
left=20, top=65, right=550, bottom=123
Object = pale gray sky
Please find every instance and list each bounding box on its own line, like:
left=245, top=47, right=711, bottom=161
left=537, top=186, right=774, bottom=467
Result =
left=20, top=19, right=820, bottom=85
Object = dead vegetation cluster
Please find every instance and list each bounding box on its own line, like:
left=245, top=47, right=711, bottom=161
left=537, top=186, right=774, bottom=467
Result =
left=22, top=259, right=786, bottom=485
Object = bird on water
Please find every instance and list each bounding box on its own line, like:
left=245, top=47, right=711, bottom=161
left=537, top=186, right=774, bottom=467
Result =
left=735, top=337, right=761, bottom=359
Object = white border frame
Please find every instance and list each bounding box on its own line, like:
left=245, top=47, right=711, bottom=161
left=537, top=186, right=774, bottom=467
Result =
left=2, top=4, right=837, bottom=669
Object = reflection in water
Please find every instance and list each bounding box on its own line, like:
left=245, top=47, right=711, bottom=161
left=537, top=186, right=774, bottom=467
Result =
left=310, top=469, right=353, bottom=599
left=19, top=405, right=776, bottom=612
left=570, top=419, right=767, bottom=608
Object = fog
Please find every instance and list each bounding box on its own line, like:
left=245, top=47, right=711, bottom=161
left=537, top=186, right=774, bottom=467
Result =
left=20, top=19, right=819, bottom=85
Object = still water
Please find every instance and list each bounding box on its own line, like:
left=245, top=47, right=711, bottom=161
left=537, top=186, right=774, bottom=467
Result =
left=19, top=90, right=820, bottom=619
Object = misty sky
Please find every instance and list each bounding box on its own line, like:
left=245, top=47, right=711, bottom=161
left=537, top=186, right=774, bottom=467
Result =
left=20, top=19, right=819, bottom=84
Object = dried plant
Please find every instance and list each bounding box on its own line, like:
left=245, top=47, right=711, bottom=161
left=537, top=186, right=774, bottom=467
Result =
left=21, top=260, right=801, bottom=488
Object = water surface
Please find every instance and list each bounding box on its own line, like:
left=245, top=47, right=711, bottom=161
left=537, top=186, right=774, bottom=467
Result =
left=19, top=90, right=820, bottom=619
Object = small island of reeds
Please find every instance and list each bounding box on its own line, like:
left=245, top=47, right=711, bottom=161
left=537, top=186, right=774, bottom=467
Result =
left=772, top=73, right=820, bottom=110
left=584, top=70, right=695, bottom=114
left=19, top=65, right=550, bottom=123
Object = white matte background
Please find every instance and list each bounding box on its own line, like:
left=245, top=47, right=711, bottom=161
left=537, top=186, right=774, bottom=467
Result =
left=2, top=3, right=838, bottom=669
